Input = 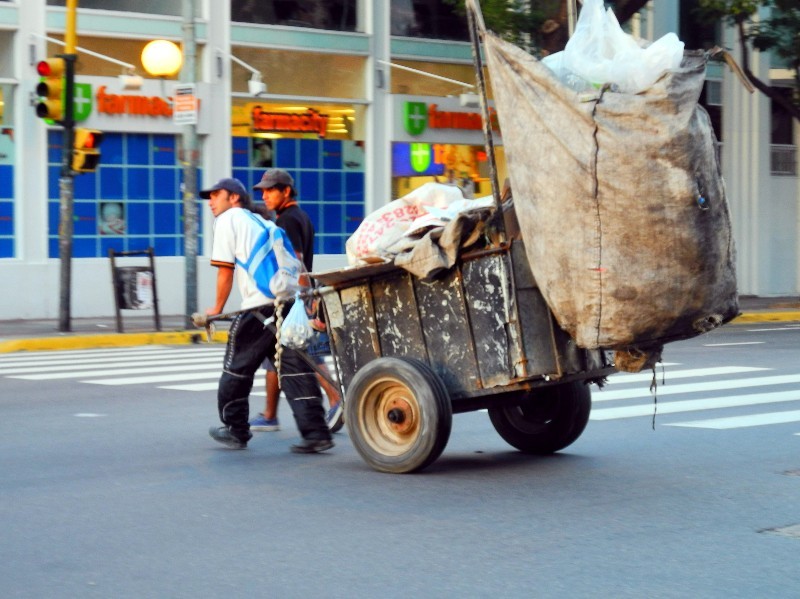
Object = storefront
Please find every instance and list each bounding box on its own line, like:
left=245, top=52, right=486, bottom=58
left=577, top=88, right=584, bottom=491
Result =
left=390, top=94, right=504, bottom=200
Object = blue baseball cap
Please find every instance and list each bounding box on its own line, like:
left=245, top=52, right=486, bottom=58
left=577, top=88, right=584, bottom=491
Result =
left=199, top=177, right=249, bottom=199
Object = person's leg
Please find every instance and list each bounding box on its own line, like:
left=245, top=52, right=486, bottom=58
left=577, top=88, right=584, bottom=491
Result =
left=250, top=359, right=280, bottom=431
left=214, top=312, right=270, bottom=444
left=265, top=369, right=280, bottom=419
left=277, top=346, right=331, bottom=445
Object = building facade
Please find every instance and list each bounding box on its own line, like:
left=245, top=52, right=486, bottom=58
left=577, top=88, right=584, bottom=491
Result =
left=0, top=0, right=796, bottom=320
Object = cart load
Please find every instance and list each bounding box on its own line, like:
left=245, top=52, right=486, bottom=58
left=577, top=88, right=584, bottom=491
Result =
left=480, top=9, right=738, bottom=361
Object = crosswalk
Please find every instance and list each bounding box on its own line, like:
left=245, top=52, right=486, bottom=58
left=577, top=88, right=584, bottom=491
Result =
left=1, top=346, right=799, bottom=434
left=593, top=364, right=800, bottom=434
left=0, top=345, right=267, bottom=394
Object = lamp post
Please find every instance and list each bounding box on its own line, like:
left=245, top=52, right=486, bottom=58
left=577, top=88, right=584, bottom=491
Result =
left=141, top=21, right=199, bottom=327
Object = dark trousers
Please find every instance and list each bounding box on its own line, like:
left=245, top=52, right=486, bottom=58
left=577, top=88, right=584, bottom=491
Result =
left=217, top=309, right=330, bottom=443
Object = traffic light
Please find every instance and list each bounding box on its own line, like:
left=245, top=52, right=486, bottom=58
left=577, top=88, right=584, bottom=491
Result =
left=72, top=128, right=103, bottom=173
left=35, top=58, right=66, bottom=122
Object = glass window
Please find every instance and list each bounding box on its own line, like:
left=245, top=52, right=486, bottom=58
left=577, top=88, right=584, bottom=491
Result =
left=230, top=47, right=366, bottom=99
left=47, top=131, right=202, bottom=258
left=0, top=84, right=14, bottom=258
left=679, top=0, right=721, bottom=50
left=230, top=99, right=366, bottom=255
left=390, top=59, right=486, bottom=98
left=771, top=87, right=795, bottom=146
left=47, top=0, right=181, bottom=16
left=391, top=0, right=468, bottom=41
left=231, top=0, right=359, bottom=32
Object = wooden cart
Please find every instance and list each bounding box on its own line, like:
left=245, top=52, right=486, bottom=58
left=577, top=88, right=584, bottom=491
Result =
left=313, top=239, right=615, bottom=473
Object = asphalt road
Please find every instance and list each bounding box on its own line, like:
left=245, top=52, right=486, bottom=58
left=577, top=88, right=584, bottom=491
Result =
left=0, top=322, right=798, bottom=598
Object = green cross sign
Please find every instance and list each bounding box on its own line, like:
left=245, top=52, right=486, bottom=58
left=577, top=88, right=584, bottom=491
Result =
left=403, top=102, right=427, bottom=136
left=410, top=143, right=431, bottom=173
left=72, top=83, right=93, bottom=122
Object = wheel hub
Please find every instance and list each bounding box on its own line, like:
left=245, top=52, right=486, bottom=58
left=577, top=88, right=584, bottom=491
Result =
left=385, top=397, right=414, bottom=434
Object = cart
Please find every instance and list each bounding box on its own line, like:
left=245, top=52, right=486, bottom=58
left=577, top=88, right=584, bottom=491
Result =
left=313, top=238, right=615, bottom=473
left=310, top=2, right=617, bottom=473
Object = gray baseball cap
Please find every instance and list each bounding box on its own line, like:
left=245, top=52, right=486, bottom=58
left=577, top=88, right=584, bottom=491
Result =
left=253, top=168, right=294, bottom=190
left=199, top=177, right=249, bottom=199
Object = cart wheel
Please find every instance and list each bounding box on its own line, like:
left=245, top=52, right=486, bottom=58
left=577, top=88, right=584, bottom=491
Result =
left=345, top=357, right=452, bottom=473
left=488, top=381, right=591, bottom=454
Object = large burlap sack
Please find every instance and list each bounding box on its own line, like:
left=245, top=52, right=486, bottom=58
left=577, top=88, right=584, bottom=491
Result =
left=483, top=33, right=738, bottom=350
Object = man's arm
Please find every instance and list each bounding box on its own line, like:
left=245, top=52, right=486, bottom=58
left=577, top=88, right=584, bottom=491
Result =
left=206, top=265, right=234, bottom=315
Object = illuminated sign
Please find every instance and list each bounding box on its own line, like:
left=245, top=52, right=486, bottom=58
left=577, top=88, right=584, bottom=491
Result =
left=251, top=106, right=329, bottom=138
left=392, top=142, right=487, bottom=178
left=96, top=86, right=173, bottom=117
left=403, top=102, right=499, bottom=136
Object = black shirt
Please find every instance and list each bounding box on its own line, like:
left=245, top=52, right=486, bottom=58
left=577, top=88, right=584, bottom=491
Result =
left=277, top=203, right=314, bottom=272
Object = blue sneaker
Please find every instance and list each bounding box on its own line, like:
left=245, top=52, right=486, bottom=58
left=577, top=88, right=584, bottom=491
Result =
left=249, top=413, right=280, bottom=432
left=326, top=402, right=343, bottom=432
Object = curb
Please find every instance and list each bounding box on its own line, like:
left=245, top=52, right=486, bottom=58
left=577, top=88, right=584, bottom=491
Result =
left=0, top=330, right=229, bottom=353
left=730, top=311, right=800, bottom=324
left=1, top=311, right=798, bottom=354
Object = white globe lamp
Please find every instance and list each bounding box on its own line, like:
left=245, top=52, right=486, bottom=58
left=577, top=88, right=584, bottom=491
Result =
left=141, top=40, right=183, bottom=77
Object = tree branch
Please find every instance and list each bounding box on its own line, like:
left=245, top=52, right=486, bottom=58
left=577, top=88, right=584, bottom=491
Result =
left=737, top=20, right=800, bottom=122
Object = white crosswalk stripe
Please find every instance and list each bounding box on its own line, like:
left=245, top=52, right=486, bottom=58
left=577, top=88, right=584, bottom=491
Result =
left=0, top=346, right=225, bottom=384
left=2, top=348, right=798, bottom=433
left=0, top=346, right=333, bottom=400
left=591, top=362, right=800, bottom=433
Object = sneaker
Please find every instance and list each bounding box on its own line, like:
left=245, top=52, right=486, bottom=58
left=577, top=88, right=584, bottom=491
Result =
left=208, top=426, right=249, bottom=450
left=290, top=438, right=334, bottom=454
left=326, top=402, right=344, bottom=431
left=249, top=414, right=280, bottom=432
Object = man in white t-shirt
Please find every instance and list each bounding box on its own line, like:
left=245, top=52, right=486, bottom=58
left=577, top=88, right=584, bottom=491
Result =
left=201, top=177, right=332, bottom=453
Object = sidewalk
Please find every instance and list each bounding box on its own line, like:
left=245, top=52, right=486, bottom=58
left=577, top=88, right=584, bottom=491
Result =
left=1, top=296, right=798, bottom=353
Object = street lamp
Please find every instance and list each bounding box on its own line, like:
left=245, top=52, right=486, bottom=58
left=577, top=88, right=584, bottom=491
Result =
left=141, top=40, right=183, bottom=77
left=140, top=28, right=199, bottom=328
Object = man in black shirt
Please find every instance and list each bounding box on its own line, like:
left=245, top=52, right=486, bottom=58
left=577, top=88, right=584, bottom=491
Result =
left=249, top=169, right=344, bottom=433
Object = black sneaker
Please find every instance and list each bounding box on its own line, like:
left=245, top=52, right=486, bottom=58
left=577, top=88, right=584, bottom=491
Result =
left=208, top=426, right=249, bottom=450
left=289, top=438, right=334, bottom=454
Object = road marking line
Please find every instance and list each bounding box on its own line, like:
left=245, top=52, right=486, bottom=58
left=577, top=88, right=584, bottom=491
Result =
left=595, top=373, right=800, bottom=401
left=702, top=342, right=765, bottom=347
left=0, top=356, right=221, bottom=376
left=160, top=380, right=266, bottom=392
left=608, top=366, right=768, bottom=385
left=0, top=350, right=224, bottom=370
left=8, top=362, right=224, bottom=380
left=590, top=390, right=800, bottom=420
left=0, top=345, right=222, bottom=360
left=666, top=410, right=800, bottom=429
left=84, top=372, right=224, bottom=385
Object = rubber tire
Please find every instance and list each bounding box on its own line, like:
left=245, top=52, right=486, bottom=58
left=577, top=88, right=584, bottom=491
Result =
left=345, top=357, right=452, bottom=473
left=488, top=381, right=591, bottom=454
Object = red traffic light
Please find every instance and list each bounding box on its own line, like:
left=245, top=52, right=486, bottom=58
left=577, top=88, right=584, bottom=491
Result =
left=37, top=61, right=51, bottom=77
left=36, top=58, right=64, bottom=78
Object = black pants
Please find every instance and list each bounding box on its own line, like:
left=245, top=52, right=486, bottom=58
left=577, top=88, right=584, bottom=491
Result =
left=217, top=309, right=330, bottom=443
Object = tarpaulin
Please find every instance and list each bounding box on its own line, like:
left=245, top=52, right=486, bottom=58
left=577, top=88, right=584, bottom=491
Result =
left=483, top=32, right=738, bottom=351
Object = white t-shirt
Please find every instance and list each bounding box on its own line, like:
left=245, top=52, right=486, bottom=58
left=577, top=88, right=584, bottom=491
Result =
left=210, top=207, right=274, bottom=310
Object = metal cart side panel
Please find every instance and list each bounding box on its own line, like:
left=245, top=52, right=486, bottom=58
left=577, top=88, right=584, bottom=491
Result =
left=414, top=266, right=481, bottom=396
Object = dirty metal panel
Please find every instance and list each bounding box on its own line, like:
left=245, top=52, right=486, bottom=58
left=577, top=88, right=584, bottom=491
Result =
left=462, top=253, right=514, bottom=388
left=371, top=273, right=427, bottom=361
left=414, top=268, right=480, bottom=397
left=510, top=240, right=560, bottom=377
left=328, top=285, right=379, bottom=391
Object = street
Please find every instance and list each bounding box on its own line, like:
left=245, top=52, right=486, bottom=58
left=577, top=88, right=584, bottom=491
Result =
left=1, top=322, right=798, bottom=598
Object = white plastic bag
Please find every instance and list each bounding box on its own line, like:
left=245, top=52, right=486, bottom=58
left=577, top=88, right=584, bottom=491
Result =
left=279, top=294, right=314, bottom=349
left=345, top=182, right=465, bottom=264
left=542, top=0, right=684, bottom=94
